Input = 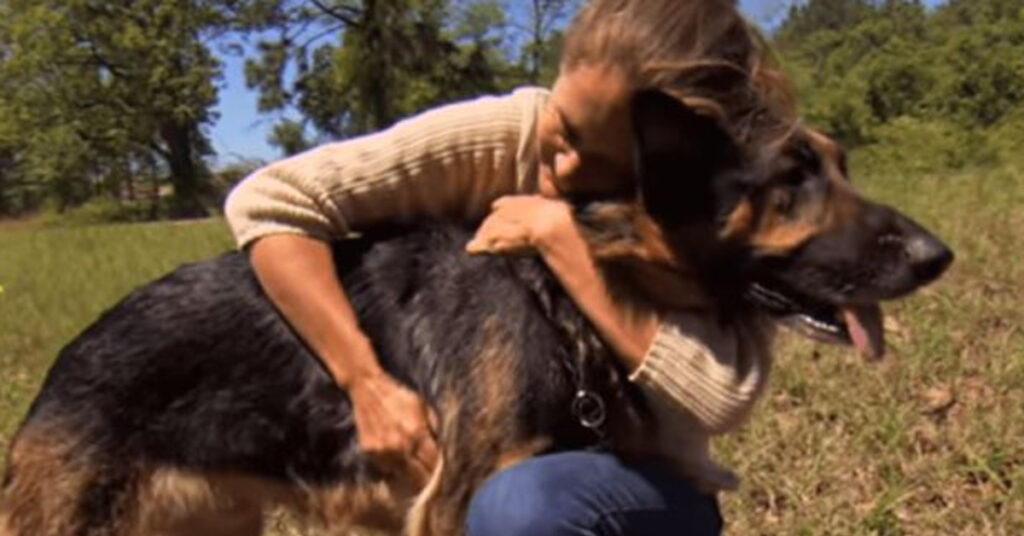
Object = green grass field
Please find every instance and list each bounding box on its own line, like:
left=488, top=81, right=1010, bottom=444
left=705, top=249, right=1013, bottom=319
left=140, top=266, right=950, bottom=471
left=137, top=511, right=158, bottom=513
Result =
left=1, top=163, right=1021, bottom=534
left=0, top=220, right=236, bottom=444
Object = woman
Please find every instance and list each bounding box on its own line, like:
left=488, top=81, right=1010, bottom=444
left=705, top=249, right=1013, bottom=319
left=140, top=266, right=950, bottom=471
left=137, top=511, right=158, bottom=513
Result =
left=225, top=1, right=795, bottom=534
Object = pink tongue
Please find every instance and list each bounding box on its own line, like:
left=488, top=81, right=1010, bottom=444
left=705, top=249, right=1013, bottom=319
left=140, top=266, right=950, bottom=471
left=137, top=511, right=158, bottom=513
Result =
left=842, top=304, right=885, bottom=361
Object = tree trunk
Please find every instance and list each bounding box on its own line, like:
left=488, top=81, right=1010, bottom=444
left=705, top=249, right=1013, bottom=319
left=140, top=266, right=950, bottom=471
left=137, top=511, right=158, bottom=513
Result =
left=530, top=0, right=543, bottom=84
left=160, top=122, right=207, bottom=219
left=362, top=0, right=394, bottom=132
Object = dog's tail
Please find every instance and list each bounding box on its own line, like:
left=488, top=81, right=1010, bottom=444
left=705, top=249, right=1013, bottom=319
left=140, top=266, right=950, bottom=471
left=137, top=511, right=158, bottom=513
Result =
left=404, top=455, right=445, bottom=536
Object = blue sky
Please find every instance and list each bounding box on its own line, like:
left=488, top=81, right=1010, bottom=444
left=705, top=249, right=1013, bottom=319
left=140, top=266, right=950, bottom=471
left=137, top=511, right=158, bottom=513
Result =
left=208, top=0, right=942, bottom=165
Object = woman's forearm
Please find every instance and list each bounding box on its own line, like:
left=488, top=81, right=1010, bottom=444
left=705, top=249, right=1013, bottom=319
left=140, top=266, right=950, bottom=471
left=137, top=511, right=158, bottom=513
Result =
left=535, top=223, right=660, bottom=372
left=248, top=233, right=440, bottom=474
left=248, top=234, right=382, bottom=387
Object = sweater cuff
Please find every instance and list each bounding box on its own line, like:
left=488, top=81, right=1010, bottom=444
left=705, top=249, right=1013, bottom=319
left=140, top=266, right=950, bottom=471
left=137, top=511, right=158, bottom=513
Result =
left=629, top=313, right=771, bottom=435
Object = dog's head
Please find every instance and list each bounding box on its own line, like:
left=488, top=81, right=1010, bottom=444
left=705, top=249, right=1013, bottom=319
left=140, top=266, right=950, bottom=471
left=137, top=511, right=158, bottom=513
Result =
left=582, top=89, right=953, bottom=359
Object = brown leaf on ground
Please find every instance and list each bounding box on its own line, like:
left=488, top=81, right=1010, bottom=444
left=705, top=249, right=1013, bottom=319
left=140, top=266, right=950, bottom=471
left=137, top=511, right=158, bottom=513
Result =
left=920, top=385, right=957, bottom=416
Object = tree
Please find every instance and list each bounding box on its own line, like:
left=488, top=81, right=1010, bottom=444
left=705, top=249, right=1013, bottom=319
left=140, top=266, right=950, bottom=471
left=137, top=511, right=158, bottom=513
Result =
left=0, top=10, right=30, bottom=215
left=776, top=0, right=874, bottom=47
left=0, top=0, right=239, bottom=217
left=245, top=0, right=513, bottom=140
left=925, top=0, right=1024, bottom=128
left=243, top=0, right=586, bottom=147
left=268, top=118, right=314, bottom=156
left=513, top=0, right=580, bottom=84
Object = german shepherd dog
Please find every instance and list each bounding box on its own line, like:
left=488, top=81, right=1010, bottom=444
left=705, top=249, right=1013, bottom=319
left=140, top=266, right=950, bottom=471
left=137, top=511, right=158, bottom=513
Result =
left=0, top=90, right=952, bottom=536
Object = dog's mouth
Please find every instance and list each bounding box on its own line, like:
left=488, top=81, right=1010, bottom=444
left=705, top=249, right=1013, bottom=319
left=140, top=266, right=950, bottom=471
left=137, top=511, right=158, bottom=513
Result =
left=746, top=282, right=885, bottom=360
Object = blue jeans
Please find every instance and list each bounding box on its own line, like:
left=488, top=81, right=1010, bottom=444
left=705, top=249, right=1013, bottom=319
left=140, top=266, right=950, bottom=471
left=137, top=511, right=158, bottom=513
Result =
left=466, top=451, right=722, bottom=536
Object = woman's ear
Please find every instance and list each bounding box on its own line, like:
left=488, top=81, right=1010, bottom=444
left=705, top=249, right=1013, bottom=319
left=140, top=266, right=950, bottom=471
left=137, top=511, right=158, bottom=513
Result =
left=630, top=89, right=740, bottom=226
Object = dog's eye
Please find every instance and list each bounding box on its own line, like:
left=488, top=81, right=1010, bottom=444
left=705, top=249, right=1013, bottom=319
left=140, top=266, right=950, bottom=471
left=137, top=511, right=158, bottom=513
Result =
left=770, top=187, right=795, bottom=215
left=782, top=168, right=807, bottom=187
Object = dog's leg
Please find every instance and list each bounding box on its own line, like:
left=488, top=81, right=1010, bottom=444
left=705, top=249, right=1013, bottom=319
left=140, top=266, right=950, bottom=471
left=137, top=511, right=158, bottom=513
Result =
left=141, top=500, right=262, bottom=536
left=297, top=477, right=412, bottom=534
left=134, top=469, right=267, bottom=536
left=2, top=426, right=84, bottom=536
left=0, top=425, right=139, bottom=536
left=0, top=434, right=268, bottom=536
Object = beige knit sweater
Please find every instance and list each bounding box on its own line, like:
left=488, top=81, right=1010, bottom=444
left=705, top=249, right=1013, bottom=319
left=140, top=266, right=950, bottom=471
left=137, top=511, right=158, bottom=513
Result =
left=224, top=87, right=772, bottom=491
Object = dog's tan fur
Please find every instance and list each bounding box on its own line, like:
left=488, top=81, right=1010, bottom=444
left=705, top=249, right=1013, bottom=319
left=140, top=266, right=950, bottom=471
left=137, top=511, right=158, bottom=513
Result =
left=2, top=425, right=96, bottom=536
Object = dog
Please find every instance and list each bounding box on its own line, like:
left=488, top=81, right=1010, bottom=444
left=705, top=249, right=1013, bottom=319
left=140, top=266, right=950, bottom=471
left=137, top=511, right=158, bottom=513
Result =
left=0, top=89, right=952, bottom=536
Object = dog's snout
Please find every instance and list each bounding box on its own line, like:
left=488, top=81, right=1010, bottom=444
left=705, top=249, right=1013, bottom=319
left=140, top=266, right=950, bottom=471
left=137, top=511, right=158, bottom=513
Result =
left=905, top=234, right=954, bottom=283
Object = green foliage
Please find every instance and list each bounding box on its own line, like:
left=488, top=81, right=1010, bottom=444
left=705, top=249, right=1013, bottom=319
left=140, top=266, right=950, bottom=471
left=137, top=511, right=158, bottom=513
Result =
left=35, top=197, right=161, bottom=227
left=925, top=19, right=1024, bottom=128
left=244, top=0, right=516, bottom=138
left=244, top=0, right=574, bottom=140
left=851, top=117, right=996, bottom=177
left=778, top=0, right=1024, bottom=169
left=776, top=0, right=875, bottom=45
left=0, top=0, right=242, bottom=218
left=268, top=119, right=314, bottom=156
left=513, top=0, right=579, bottom=84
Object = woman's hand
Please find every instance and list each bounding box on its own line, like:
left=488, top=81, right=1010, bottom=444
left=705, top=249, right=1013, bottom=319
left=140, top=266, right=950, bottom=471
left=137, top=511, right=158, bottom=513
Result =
left=466, top=195, right=575, bottom=255
left=347, top=369, right=439, bottom=484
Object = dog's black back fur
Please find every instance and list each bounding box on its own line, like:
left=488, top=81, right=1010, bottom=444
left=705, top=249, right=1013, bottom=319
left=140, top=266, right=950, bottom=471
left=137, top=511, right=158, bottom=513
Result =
left=23, top=225, right=632, bottom=492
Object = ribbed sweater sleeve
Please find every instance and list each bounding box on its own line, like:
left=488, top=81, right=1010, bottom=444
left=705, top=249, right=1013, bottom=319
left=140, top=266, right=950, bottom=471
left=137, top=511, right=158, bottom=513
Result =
left=224, top=88, right=547, bottom=248
left=631, top=312, right=773, bottom=435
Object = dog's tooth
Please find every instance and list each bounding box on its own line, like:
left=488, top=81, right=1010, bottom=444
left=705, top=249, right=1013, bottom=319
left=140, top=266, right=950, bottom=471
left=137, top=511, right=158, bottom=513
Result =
left=802, top=315, right=839, bottom=334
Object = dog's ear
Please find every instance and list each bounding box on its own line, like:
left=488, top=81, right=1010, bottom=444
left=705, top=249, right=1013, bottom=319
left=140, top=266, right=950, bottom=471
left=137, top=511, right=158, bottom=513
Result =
left=631, top=89, right=741, bottom=226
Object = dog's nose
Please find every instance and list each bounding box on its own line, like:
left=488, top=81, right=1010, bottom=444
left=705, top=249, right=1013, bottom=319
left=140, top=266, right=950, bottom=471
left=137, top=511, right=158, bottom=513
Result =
left=906, top=234, right=954, bottom=283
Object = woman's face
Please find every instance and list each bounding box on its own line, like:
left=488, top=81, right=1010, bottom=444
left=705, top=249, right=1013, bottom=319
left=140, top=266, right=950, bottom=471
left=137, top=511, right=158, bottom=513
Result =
left=537, top=64, right=635, bottom=198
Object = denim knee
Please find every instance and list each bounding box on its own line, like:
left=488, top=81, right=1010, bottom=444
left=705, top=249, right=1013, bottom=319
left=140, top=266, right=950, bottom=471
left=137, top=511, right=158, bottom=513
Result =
left=465, top=451, right=721, bottom=536
left=465, top=457, right=575, bottom=536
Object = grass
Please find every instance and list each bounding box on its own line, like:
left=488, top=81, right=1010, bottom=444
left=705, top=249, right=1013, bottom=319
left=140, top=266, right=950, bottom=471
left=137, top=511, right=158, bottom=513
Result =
left=0, top=161, right=1021, bottom=534
left=0, top=219, right=235, bottom=446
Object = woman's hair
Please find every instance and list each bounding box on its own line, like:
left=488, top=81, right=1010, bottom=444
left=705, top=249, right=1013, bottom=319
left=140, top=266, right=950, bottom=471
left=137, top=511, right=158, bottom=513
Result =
left=562, top=0, right=796, bottom=144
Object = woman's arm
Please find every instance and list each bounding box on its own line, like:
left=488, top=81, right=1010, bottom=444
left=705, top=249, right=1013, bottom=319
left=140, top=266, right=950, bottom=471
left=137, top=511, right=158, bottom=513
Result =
left=249, top=234, right=438, bottom=481
left=467, top=196, right=658, bottom=371
left=535, top=221, right=660, bottom=370
left=225, top=89, right=546, bottom=480
left=468, top=195, right=771, bottom=435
